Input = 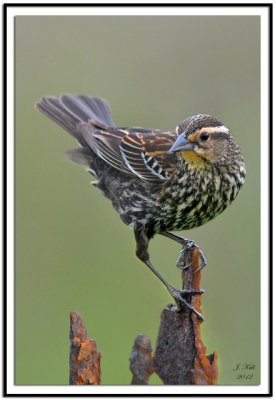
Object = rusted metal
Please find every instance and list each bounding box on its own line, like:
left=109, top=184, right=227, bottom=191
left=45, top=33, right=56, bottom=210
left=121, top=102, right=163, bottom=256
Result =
left=69, top=312, right=101, bottom=385
left=130, top=335, right=154, bottom=384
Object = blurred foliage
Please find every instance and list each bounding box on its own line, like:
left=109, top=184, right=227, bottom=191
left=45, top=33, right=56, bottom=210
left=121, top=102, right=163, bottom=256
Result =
left=15, top=15, right=260, bottom=385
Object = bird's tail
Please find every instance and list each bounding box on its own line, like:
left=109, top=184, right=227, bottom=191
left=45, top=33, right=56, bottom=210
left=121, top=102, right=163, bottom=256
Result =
left=36, top=94, right=115, bottom=146
left=36, top=94, right=116, bottom=171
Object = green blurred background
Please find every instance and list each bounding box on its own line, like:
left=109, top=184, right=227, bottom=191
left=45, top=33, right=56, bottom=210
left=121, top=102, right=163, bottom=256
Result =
left=15, top=15, right=260, bottom=385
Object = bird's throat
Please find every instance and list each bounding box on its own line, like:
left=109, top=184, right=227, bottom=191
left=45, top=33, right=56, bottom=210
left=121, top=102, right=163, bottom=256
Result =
left=181, top=150, right=205, bottom=168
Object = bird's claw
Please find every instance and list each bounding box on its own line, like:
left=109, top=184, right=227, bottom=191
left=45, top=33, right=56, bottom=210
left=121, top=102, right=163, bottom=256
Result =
left=176, top=241, right=207, bottom=273
left=167, top=285, right=204, bottom=320
left=194, top=250, right=207, bottom=274
left=176, top=261, right=192, bottom=270
left=180, top=288, right=205, bottom=295
left=180, top=239, right=195, bottom=251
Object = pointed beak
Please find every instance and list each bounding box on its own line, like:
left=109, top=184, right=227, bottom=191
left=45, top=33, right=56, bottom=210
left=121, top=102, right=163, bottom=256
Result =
left=168, top=133, right=195, bottom=153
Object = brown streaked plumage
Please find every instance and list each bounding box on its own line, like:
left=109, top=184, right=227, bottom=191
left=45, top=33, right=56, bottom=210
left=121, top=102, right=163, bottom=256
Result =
left=36, top=94, right=246, bottom=319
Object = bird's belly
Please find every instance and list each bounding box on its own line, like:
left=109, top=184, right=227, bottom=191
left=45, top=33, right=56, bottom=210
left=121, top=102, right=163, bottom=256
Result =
left=154, top=180, right=236, bottom=232
left=101, top=170, right=239, bottom=233
left=157, top=195, right=226, bottom=231
left=118, top=189, right=227, bottom=232
left=150, top=169, right=242, bottom=232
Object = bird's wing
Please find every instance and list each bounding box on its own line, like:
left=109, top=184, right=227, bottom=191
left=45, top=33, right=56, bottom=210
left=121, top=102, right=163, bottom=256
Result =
left=78, top=124, right=178, bottom=182
left=36, top=94, right=179, bottom=182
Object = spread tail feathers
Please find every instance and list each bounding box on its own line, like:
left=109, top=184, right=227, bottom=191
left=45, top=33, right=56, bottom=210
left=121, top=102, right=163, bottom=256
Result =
left=35, top=94, right=115, bottom=146
left=36, top=94, right=116, bottom=172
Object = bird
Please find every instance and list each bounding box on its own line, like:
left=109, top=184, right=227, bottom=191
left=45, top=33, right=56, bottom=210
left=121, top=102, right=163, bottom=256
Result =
left=36, top=94, right=246, bottom=318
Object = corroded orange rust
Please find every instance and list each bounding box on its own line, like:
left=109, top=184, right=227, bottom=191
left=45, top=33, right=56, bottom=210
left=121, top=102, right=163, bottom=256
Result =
left=71, top=337, right=81, bottom=347
left=78, top=339, right=97, bottom=360
left=77, top=339, right=101, bottom=384
left=191, top=248, right=219, bottom=385
left=69, top=312, right=101, bottom=385
left=191, top=248, right=203, bottom=317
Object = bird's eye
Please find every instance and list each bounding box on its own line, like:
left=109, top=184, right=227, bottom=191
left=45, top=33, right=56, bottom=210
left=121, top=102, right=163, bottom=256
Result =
left=200, top=132, right=210, bottom=142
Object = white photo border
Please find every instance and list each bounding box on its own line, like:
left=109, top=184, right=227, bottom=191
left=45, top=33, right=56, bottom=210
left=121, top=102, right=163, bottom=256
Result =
left=3, top=3, right=272, bottom=396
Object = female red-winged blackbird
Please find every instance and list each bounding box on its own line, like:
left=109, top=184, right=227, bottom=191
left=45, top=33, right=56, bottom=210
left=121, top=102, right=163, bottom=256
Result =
left=36, top=94, right=246, bottom=318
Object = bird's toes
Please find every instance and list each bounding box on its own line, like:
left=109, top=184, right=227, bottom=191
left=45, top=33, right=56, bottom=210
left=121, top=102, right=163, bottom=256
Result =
left=167, top=285, right=204, bottom=320
left=180, top=288, right=205, bottom=295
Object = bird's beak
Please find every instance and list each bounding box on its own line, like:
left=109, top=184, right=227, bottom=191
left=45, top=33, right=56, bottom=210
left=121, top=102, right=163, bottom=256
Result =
left=168, top=133, right=195, bottom=153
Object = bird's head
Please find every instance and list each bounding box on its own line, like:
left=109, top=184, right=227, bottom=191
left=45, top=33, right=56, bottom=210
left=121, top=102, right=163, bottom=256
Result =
left=169, top=114, right=235, bottom=167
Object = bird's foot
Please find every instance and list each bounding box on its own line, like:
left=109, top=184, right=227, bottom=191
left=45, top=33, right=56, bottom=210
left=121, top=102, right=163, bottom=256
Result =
left=180, top=238, right=195, bottom=250
left=194, top=249, right=207, bottom=273
left=176, top=241, right=207, bottom=273
left=167, top=285, right=204, bottom=320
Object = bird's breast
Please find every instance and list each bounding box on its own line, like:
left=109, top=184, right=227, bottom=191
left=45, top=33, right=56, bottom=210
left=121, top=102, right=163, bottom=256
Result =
left=154, top=166, right=242, bottom=231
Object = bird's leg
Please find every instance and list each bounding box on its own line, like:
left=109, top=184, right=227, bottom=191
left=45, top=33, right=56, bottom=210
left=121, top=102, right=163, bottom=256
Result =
left=161, top=231, right=194, bottom=248
left=161, top=231, right=207, bottom=273
left=134, top=228, right=204, bottom=320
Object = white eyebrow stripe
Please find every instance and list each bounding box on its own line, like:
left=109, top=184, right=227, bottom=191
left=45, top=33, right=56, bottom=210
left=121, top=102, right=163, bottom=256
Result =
left=216, top=125, right=229, bottom=133
left=208, top=125, right=229, bottom=134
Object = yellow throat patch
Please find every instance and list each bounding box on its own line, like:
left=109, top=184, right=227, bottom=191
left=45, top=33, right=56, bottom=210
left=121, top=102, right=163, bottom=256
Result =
left=181, top=150, right=205, bottom=168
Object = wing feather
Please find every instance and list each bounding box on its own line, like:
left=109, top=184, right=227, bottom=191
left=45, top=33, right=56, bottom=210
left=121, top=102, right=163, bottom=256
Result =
left=119, top=130, right=178, bottom=181
left=76, top=122, right=178, bottom=182
left=37, top=94, right=179, bottom=181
